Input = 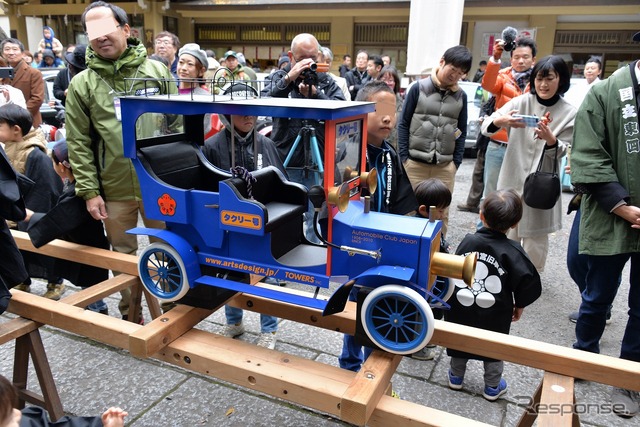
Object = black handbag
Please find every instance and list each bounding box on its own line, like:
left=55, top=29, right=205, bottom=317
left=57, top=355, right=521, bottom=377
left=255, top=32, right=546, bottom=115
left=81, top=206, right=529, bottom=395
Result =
left=522, top=144, right=561, bottom=210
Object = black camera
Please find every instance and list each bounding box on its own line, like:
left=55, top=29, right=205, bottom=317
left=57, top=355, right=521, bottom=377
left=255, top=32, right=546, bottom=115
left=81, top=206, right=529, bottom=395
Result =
left=299, top=67, right=319, bottom=87
left=297, top=62, right=329, bottom=87
left=0, top=67, right=14, bottom=79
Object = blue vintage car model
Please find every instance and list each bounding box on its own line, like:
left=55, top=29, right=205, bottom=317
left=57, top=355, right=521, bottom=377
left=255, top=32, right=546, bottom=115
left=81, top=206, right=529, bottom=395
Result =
left=122, top=84, right=475, bottom=355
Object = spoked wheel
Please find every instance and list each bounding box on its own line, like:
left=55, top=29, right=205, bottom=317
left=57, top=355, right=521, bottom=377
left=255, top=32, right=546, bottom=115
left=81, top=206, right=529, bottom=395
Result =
left=361, top=285, right=434, bottom=355
left=138, top=243, right=191, bottom=302
left=431, top=277, right=455, bottom=304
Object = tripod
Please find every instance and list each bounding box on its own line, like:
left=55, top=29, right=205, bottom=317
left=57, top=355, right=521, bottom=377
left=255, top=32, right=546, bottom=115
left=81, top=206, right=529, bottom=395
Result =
left=283, top=121, right=324, bottom=187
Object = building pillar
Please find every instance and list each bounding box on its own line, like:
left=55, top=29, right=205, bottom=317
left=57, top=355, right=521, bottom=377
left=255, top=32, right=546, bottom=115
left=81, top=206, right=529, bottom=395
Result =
left=330, top=15, right=354, bottom=74
left=406, top=0, right=465, bottom=76
left=529, top=15, right=557, bottom=58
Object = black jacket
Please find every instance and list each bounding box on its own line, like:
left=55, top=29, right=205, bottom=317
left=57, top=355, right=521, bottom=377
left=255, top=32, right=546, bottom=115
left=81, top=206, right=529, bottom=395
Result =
left=365, top=141, right=417, bottom=215
left=345, top=68, right=370, bottom=101
left=20, top=405, right=102, bottom=427
left=16, top=148, right=63, bottom=282
left=445, top=228, right=541, bottom=361
left=53, top=68, right=71, bottom=105
left=27, top=182, right=109, bottom=287
left=0, top=147, right=29, bottom=313
left=260, top=68, right=345, bottom=168
left=203, top=126, right=286, bottom=175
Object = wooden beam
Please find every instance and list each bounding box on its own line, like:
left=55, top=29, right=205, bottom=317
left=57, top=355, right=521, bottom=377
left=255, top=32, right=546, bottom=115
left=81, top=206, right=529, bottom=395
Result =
left=58, top=274, right=141, bottom=308
left=153, top=328, right=493, bottom=427
left=370, top=395, right=492, bottom=427
left=538, top=373, right=579, bottom=427
left=0, top=317, right=40, bottom=346
left=129, top=304, right=216, bottom=358
left=12, top=230, right=138, bottom=276
left=228, top=285, right=357, bottom=335
left=12, top=331, right=64, bottom=421
left=340, top=350, right=402, bottom=426
left=11, top=230, right=640, bottom=392
left=431, top=321, right=640, bottom=392
left=8, top=291, right=140, bottom=349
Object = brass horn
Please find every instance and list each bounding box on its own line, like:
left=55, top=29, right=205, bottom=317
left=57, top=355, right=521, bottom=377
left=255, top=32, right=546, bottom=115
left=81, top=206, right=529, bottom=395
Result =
left=430, top=252, right=477, bottom=287
left=360, top=168, right=377, bottom=195
left=327, top=183, right=350, bottom=213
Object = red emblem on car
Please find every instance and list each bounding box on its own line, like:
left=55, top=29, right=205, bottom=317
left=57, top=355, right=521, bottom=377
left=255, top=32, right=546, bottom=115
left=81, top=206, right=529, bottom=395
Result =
left=158, top=193, right=176, bottom=216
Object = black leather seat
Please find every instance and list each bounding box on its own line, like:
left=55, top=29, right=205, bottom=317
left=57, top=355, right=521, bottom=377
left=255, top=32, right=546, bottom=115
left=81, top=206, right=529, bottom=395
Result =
left=138, top=141, right=230, bottom=192
left=223, top=167, right=308, bottom=258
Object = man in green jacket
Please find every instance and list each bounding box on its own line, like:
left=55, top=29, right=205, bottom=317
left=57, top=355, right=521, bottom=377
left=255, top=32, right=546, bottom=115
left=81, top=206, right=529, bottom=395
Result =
left=66, top=1, right=177, bottom=321
left=570, top=36, right=640, bottom=418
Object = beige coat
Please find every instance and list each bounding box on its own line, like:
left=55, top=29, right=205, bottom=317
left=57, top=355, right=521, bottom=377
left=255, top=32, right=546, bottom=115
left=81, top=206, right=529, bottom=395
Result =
left=483, top=93, right=576, bottom=237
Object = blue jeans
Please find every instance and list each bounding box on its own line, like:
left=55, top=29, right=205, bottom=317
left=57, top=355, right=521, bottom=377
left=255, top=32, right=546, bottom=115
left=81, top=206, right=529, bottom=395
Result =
left=87, top=299, right=107, bottom=313
left=339, top=286, right=372, bottom=372
left=573, top=253, right=640, bottom=362
left=225, top=305, right=278, bottom=334
left=482, top=142, right=507, bottom=200
left=566, top=210, right=588, bottom=293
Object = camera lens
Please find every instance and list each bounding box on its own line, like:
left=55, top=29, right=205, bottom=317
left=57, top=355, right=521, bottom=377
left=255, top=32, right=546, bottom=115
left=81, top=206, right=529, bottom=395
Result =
left=309, top=63, right=318, bottom=71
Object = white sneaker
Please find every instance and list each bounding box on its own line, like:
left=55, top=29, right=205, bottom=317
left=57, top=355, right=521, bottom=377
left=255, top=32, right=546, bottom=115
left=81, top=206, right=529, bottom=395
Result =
left=222, top=322, right=245, bottom=338
left=257, top=332, right=277, bottom=349
left=411, top=344, right=436, bottom=361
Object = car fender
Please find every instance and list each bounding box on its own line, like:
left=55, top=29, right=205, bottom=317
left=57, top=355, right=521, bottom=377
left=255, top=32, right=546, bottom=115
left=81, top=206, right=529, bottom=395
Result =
left=128, top=227, right=200, bottom=280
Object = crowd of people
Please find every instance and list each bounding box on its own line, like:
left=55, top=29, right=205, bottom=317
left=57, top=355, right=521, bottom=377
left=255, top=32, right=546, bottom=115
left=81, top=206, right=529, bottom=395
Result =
left=0, top=1, right=638, bottom=422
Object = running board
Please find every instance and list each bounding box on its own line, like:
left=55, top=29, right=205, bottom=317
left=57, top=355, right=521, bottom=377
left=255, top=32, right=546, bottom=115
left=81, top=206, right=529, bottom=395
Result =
left=195, top=275, right=327, bottom=311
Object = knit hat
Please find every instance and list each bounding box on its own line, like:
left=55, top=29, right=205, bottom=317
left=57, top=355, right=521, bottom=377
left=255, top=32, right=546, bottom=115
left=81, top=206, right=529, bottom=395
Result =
left=42, top=49, right=55, bottom=60
left=178, top=43, right=207, bottom=68
left=235, top=52, right=247, bottom=66
left=278, top=56, right=290, bottom=68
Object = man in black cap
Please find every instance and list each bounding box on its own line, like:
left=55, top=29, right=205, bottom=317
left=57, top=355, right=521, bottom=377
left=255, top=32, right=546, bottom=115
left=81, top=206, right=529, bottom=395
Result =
left=53, top=44, right=87, bottom=106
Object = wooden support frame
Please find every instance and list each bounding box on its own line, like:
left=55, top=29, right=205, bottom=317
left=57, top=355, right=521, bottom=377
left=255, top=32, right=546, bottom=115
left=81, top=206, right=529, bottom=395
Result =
left=517, top=372, right=580, bottom=427
left=12, top=329, right=64, bottom=421
left=7, top=230, right=640, bottom=426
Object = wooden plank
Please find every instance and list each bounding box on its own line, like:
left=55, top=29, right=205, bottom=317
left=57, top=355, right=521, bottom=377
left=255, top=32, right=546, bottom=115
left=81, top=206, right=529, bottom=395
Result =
left=538, top=372, right=579, bottom=427
left=340, top=350, right=402, bottom=426
left=8, top=291, right=140, bottom=349
left=432, top=320, right=640, bottom=392
left=12, top=230, right=138, bottom=276
left=228, top=286, right=357, bottom=335
left=58, top=274, right=140, bottom=307
left=26, top=331, right=64, bottom=421
left=516, top=378, right=542, bottom=427
left=370, top=395, right=493, bottom=427
left=152, top=329, right=493, bottom=427
left=129, top=304, right=216, bottom=358
left=0, top=317, right=40, bottom=345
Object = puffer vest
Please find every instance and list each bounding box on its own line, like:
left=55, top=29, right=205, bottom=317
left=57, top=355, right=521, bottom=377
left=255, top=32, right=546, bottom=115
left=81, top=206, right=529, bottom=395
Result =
left=408, top=78, right=463, bottom=164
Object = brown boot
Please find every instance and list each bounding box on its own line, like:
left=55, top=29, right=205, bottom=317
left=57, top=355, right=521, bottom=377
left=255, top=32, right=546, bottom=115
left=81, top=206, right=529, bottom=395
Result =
left=43, top=283, right=65, bottom=300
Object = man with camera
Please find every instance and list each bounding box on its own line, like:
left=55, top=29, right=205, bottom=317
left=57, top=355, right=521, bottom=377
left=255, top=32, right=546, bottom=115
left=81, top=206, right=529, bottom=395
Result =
left=261, top=33, right=345, bottom=178
left=480, top=30, right=537, bottom=202
left=261, top=33, right=344, bottom=242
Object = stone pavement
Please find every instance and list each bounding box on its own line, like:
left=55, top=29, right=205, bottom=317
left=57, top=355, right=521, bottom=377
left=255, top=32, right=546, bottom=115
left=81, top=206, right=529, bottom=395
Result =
left=1, top=158, right=638, bottom=427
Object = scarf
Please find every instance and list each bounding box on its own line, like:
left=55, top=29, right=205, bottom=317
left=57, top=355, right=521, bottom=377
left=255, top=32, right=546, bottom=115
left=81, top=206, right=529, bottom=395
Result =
left=513, top=69, right=532, bottom=92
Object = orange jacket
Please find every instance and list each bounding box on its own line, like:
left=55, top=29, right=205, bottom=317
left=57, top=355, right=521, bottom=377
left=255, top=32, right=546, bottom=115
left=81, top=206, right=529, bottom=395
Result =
left=481, top=60, right=530, bottom=143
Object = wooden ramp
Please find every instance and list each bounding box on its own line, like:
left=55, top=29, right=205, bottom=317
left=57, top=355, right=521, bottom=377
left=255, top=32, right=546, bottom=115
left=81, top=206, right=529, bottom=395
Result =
left=6, top=230, right=640, bottom=426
